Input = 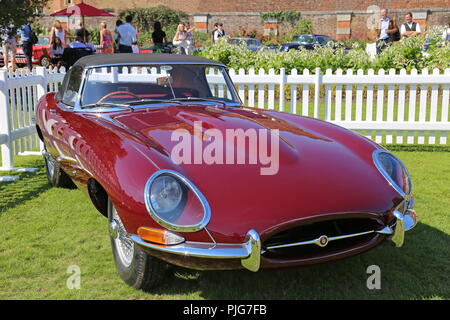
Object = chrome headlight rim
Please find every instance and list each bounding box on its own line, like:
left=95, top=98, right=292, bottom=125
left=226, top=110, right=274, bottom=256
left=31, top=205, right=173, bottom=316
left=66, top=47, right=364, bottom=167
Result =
left=372, top=149, right=412, bottom=198
left=144, top=169, right=211, bottom=233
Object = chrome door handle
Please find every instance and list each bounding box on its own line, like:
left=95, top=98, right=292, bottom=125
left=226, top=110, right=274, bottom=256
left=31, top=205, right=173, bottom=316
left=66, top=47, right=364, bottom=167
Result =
left=49, top=109, right=57, bottom=115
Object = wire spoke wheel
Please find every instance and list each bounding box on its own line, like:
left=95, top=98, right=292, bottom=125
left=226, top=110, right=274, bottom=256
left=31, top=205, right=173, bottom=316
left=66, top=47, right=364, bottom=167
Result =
left=111, top=206, right=135, bottom=267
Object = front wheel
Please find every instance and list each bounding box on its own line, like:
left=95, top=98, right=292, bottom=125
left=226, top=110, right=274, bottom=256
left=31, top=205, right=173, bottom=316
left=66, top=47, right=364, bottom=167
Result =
left=108, top=198, right=167, bottom=291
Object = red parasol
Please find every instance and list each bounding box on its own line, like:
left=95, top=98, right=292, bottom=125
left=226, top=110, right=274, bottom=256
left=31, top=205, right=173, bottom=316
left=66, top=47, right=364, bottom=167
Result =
left=50, top=1, right=115, bottom=35
left=50, top=2, right=115, bottom=18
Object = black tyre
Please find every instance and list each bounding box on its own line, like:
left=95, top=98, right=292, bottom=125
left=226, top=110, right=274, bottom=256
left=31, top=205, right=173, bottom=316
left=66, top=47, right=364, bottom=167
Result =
left=43, top=149, right=74, bottom=188
left=108, top=198, right=167, bottom=291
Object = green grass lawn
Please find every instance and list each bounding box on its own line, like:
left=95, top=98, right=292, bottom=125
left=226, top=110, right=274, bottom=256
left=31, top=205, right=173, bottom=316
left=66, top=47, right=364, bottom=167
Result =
left=0, top=150, right=449, bottom=300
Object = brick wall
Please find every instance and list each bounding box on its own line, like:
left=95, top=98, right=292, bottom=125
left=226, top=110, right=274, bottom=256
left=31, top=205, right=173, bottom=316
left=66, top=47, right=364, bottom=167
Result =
left=41, top=0, right=450, bottom=39
left=44, top=0, right=450, bottom=15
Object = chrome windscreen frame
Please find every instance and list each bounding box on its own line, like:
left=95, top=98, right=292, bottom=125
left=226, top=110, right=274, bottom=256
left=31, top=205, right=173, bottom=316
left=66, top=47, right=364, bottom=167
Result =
left=372, top=149, right=412, bottom=199
left=144, top=169, right=211, bottom=233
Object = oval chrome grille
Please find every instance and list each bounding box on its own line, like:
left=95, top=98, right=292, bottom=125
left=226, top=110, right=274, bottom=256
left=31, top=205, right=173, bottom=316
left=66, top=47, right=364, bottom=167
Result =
left=263, top=217, right=386, bottom=259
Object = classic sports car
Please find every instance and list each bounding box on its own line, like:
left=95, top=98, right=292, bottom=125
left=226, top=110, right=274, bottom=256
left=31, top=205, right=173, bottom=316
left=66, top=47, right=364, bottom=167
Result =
left=36, top=54, right=417, bottom=291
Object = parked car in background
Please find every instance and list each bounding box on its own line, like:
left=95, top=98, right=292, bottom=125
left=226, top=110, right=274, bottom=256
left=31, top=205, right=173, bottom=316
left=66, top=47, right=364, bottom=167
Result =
left=229, top=37, right=263, bottom=51
left=281, top=34, right=333, bottom=51
left=16, top=36, right=52, bottom=67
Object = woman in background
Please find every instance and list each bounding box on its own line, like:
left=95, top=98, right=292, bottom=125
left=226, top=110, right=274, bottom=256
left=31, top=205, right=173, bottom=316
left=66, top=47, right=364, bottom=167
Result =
left=100, top=22, right=114, bottom=54
left=50, top=36, right=64, bottom=70
left=50, top=20, right=67, bottom=47
left=152, top=21, right=168, bottom=53
left=173, top=23, right=188, bottom=54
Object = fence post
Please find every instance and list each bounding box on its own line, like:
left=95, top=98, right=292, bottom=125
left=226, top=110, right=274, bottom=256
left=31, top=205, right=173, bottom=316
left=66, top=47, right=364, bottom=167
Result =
left=36, top=67, right=47, bottom=152
left=279, top=68, right=285, bottom=112
left=0, top=70, right=13, bottom=170
left=314, top=67, right=321, bottom=118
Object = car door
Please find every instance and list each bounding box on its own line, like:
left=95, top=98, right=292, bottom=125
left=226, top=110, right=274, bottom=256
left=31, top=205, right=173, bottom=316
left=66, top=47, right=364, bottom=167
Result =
left=44, top=67, right=83, bottom=171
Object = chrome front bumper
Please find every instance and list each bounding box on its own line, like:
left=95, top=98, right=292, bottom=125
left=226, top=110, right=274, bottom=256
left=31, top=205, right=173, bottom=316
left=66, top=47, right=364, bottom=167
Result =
left=131, top=229, right=261, bottom=272
left=131, top=207, right=418, bottom=272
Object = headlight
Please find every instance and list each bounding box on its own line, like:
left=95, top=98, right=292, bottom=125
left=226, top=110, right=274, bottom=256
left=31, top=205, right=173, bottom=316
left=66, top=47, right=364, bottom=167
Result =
left=144, top=170, right=211, bottom=232
left=373, top=149, right=412, bottom=197
left=150, top=175, right=184, bottom=217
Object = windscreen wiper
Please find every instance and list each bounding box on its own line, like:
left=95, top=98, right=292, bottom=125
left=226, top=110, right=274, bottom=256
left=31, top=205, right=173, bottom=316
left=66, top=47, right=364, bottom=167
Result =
left=80, top=102, right=135, bottom=111
left=169, top=97, right=226, bottom=106
left=126, top=99, right=183, bottom=106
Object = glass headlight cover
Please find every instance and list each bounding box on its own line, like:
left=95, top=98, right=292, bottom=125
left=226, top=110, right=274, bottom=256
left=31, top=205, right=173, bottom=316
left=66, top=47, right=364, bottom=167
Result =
left=144, top=170, right=211, bottom=232
left=150, top=175, right=184, bottom=216
left=373, top=149, right=412, bottom=197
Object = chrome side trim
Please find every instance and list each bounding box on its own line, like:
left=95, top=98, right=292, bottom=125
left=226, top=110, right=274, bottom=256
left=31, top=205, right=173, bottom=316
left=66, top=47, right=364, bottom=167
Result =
left=265, top=227, right=393, bottom=251
left=131, top=229, right=261, bottom=272
left=144, top=169, right=211, bottom=233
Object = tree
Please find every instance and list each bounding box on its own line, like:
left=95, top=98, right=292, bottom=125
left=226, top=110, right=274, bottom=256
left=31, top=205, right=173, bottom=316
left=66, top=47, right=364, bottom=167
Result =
left=0, top=0, right=49, bottom=28
left=119, top=6, right=188, bottom=33
left=293, top=18, right=313, bottom=34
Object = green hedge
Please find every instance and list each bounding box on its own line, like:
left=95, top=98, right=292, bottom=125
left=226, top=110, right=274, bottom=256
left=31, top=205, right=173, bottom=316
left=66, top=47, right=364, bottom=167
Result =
left=196, top=36, right=450, bottom=73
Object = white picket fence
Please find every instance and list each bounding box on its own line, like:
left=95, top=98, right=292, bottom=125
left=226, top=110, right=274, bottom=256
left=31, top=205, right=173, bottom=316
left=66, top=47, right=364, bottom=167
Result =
left=0, top=66, right=449, bottom=171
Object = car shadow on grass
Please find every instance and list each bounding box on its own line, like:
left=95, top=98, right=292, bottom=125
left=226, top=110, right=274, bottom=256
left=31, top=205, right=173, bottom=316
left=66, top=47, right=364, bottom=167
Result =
left=151, top=222, right=449, bottom=299
left=0, top=159, right=51, bottom=214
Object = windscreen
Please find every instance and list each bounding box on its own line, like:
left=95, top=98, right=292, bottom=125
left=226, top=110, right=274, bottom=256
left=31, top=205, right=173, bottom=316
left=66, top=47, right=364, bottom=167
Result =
left=292, top=35, right=314, bottom=44
left=81, top=64, right=239, bottom=106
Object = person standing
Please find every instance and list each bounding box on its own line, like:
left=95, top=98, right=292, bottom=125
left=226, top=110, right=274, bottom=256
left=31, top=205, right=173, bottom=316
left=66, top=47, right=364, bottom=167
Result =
left=376, top=9, right=399, bottom=53
left=1, top=24, right=18, bottom=70
left=76, top=23, right=90, bottom=43
left=442, top=22, right=450, bottom=42
left=400, top=12, right=421, bottom=38
left=173, top=23, right=188, bottom=54
left=211, top=23, right=219, bottom=43
left=114, top=20, right=123, bottom=53
left=185, top=22, right=195, bottom=54
left=100, top=22, right=114, bottom=54
left=50, top=20, right=67, bottom=47
left=116, top=15, right=137, bottom=53
left=213, top=23, right=226, bottom=43
left=152, top=21, right=167, bottom=44
left=18, top=24, right=34, bottom=71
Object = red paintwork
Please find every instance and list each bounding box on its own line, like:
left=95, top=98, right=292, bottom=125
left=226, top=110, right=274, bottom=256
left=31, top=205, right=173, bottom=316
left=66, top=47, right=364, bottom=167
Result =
left=50, top=3, right=115, bottom=17
left=16, top=37, right=51, bottom=66
left=36, top=92, right=403, bottom=249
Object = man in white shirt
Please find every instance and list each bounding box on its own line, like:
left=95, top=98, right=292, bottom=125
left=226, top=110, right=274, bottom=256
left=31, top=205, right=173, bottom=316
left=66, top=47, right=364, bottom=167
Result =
left=442, top=23, right=450, bottom=42
left=116, top=15, right=137, bottom=53
left=376, top=9, right=399, bottom=53
left=213, top=23, right=226, bottom=43
left=400, top=12, right=421, bottom=38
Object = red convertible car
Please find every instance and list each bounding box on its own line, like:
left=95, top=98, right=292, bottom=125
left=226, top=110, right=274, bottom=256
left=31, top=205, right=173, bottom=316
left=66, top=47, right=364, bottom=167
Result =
left=16, top=36, right=52, bottom=67
left=35, top=54, right=417, bottom=291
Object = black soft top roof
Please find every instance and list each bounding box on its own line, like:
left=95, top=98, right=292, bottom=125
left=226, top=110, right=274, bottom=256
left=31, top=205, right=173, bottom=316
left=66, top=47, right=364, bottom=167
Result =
left=74, top=53, right=222, bottom=68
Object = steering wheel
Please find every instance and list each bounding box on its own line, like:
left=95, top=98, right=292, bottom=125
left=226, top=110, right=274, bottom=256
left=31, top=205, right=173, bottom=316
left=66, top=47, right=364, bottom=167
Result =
left=96, top=91, right=141, bottom=104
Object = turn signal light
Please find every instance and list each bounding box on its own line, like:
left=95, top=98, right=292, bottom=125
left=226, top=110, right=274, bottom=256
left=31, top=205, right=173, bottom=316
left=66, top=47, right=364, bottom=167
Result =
left=137, top=227, right=185, bottom=245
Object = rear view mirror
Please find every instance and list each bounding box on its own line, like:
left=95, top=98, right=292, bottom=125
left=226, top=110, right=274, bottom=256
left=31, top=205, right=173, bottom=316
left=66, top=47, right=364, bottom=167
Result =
left=157, top=76, right=173, bottom=87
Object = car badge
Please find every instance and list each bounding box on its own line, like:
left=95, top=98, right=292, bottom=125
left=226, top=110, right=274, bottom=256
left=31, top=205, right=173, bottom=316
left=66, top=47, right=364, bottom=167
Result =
left=318, top=235, right=329, bottom=247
